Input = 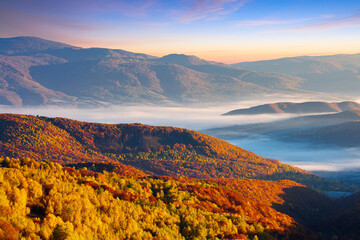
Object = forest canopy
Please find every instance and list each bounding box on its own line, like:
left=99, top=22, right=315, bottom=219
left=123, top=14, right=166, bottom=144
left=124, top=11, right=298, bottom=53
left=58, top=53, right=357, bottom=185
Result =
left=0, top=156, right=317, bottom=240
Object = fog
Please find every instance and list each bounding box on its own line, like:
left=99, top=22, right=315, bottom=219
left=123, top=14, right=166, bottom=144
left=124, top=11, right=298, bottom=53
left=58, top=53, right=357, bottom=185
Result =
left=228, top=136, right=360, bottom=172
left=0, top=93, right=358, bottom=173
left=0, top=102, right=310, bottom=131
left=0, top=93, right=347, bottom=129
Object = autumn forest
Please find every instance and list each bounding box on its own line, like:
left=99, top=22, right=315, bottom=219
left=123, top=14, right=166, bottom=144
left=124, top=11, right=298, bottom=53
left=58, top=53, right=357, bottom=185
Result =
left=1, top=114, right=360, bottom=240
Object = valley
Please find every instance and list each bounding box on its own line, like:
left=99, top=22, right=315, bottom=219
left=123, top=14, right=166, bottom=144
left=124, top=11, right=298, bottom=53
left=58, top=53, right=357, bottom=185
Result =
left=204, top=100, right=360, bottom=192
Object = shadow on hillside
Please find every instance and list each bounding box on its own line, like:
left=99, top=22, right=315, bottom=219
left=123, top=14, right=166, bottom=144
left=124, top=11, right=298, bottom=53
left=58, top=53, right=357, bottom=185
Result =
left=271, top=186, right=338, bottom=227
left=275, top=187, right=360, bottom=239
left=66, top=162, right=117, bottom=173
left=259, top=171, right=360, bottom=192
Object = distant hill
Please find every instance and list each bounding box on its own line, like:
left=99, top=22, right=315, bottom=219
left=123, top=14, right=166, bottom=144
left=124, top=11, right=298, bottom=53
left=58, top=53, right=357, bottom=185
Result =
left=279, top=120, right=360, bottom=148
left=234, top=53, right=360, bottom=96
left=154, top=53, right=212, bottom=65
left=223, top=101, right=360, bottom=115
left=208, top=109, right=360, bottom=138
left=1, top=113, right=356, bottom=192
left=0, top=36, right=309, bottom=106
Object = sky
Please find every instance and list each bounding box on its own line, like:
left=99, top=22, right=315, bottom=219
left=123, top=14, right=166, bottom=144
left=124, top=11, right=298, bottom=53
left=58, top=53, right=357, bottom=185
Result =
left=0, top=0, right=360, bottom=63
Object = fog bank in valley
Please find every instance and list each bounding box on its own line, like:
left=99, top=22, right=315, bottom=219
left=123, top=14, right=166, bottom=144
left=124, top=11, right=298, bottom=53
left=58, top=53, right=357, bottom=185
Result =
left=1, top=94, right=358, bottom=173
left=0, top=94, right=318, bottom=130
left=228, top=136, right=360, bottom=172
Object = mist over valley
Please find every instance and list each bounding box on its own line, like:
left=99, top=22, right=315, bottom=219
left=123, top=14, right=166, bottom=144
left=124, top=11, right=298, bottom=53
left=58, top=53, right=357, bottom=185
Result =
left=2, top=97, right=360, bottom=183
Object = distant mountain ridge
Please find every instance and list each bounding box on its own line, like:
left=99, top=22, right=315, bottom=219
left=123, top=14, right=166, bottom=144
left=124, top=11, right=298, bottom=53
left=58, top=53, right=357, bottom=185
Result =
left=234, top=53, right=360, bottom=96
left=0, top=36, right=310, bottom=106
left=279, top=120, right=360, bottom=148
left=223, top=101, right=360, bottom=115
left=208, top=109, right=360, bottom=139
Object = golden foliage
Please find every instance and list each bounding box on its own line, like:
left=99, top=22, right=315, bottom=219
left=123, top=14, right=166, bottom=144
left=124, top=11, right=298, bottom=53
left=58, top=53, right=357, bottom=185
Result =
left=0, top=114, right=307, bottom=181
left=0, top=157, right=314, bottom=240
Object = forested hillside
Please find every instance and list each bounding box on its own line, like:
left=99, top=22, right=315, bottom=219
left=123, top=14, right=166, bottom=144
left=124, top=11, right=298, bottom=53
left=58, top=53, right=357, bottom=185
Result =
left=279, top=120, right=360, bottom=148
left=0, top=114, right=306, bottom=179
left=0, top=114, right=357, bottom=192
left=0, top=156, right=325, bottom=240
left=1, top=116, right=360, bottom=239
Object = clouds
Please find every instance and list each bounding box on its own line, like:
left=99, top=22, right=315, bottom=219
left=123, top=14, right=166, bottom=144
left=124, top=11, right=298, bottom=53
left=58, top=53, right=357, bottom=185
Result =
left=0, top=0, right=248, bottom=39
left=237, top=11, right=360, bottom=33
left=279, top=12, right=360, bottom=32
left=235, top=15, right=334, bottom=28
left=174, top=0, right=250, bottom=22
left=0, top=0, right=157, bottom=17
left=0, top=0, right=247, bottom=23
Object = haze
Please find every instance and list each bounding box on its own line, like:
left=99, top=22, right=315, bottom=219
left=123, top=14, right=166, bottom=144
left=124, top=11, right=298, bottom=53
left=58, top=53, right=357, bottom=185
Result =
left=0, top=93, right=343, bottom=129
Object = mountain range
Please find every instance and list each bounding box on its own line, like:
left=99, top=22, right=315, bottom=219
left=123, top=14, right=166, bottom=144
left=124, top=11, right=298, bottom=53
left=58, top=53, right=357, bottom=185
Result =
left=234, top=54, right=360, bottom=96
left=279, top=120, right=360, bottom=148
left=221, top=101, right=360, bottom=148
left=0, top=36, right=323, bottom=106
left=207, top=109, right=360, bottom=139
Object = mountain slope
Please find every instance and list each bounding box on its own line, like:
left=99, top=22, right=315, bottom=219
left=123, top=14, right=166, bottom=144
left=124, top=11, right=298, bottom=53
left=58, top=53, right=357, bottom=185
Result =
left=0, top=54, right=76, bottom=105
left=0, top=113, right=307, bottom=179
left=0, top=114, right=147, bottom=177
left=223, top=101, right=360, bottom=115
left=318, top=192, right=360, bottom=239
left=234, top=53, right=360, bottom=96
left=154, top=54, right=303, bottom=90
left=0, top=36, right=311, bottom=105
left=279, top=120, right=360, bottom=148
left=0, top=113, right=357, bottom=192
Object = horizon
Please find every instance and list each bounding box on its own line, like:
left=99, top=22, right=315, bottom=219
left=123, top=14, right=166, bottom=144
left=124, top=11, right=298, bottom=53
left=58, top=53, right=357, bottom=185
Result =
left=1, top=0, right=360, bottom=63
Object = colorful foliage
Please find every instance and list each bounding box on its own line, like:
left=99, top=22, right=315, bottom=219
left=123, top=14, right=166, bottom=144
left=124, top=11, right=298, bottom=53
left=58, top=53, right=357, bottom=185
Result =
left=0, top=114, right=357, bottom=192
left=0, top=157, right=320, bottom=240
left=0, top=114, right=305, bottom=178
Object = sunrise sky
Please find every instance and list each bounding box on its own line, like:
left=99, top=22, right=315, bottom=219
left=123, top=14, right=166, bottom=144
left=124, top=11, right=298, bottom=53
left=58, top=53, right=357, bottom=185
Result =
left=1, top=0, right=360, bottom=63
